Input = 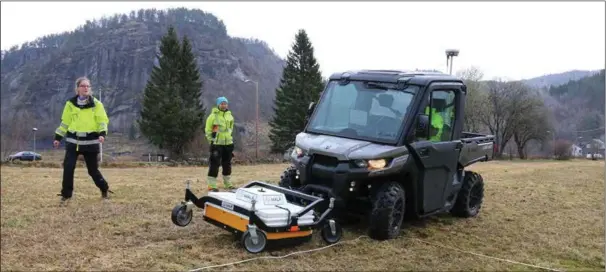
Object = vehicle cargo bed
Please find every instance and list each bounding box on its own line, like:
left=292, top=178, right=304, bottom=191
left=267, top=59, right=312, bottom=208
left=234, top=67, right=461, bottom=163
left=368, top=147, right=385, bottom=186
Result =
left=459, top=132, right=495, bottom=167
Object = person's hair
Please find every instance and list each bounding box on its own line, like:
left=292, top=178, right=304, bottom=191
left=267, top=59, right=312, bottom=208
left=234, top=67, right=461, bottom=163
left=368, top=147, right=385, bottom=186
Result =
left=74, top=76, right=93, bottom=95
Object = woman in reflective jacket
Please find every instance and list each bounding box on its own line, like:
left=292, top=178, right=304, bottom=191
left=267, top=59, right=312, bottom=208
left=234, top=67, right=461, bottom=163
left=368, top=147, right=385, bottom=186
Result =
left=53, top=76, right=112, bottom=204
left=204, top=96, right=235, bottom=192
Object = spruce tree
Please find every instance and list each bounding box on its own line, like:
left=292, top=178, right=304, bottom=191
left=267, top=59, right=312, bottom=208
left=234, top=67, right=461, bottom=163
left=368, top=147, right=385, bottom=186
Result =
left=175, top=35, right=206, bottom=155
left=138, top=26, right=205, bottom=159
left=268, top=29, right=324, bottom=153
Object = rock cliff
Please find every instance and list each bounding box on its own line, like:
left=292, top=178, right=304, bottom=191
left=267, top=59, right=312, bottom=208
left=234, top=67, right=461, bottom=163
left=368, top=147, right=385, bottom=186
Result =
left=0, top=8, right=285, bottom=137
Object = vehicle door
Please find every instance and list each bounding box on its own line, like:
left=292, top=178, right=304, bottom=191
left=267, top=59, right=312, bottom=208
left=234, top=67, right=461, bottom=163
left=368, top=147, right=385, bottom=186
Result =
left=24, top=152, right=34, bottom=160
left=409, top=83, right=463, bottom=214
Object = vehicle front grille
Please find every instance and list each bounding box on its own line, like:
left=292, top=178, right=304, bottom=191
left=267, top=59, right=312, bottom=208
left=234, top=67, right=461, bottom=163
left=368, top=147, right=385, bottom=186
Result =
left=312, top=154, right=339, bottom=167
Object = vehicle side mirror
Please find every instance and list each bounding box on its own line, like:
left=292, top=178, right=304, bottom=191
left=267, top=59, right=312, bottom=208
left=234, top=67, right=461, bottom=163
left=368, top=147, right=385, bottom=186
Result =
left=303, top=102, right=316, bottom=128
left=307, top=102, right=316, bottom=118
left=416, top=114, right=430, bottom=139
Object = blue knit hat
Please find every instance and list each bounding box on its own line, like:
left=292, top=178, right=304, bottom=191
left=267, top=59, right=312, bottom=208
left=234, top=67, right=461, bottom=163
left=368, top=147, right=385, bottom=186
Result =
left=216, top=96, right=228, bottom=106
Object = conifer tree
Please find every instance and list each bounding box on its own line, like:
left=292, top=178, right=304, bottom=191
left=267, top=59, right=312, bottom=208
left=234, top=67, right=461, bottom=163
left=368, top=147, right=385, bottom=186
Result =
left=175, top=35, right=206, bottom=150
left=268, top=29, right=324, bottom=153
left=138, top=26, right=205, bottom=159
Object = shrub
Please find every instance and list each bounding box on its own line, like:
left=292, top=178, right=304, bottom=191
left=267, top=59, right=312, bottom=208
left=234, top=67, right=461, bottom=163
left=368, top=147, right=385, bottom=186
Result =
left=554, top=139, right=572, bottom=160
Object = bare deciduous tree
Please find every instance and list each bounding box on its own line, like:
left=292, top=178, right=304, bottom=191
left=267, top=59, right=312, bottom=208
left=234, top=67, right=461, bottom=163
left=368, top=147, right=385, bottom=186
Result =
left=183, top=126, right=210, bottom=161
left=511, top=93, right=552, bottom=159
left=478, top=79, right=511, bottom=158
left=457, top=66, right=486, bottom=133
left=0, top=111, right=35, bottom=159
left=477, top=80, right=550, bottom=158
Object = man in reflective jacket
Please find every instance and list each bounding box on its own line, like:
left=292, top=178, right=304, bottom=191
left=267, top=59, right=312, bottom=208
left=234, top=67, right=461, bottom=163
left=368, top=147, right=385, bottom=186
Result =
left=204, top=96, right=235, bottom=192
left=54, top=77, right=112, bottom=205
left=425, top=106, right=444, bottom=142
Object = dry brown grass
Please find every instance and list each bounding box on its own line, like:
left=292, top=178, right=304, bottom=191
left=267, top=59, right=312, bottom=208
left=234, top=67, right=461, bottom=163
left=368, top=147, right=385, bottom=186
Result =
left=1, top=160, right=604, bottom=271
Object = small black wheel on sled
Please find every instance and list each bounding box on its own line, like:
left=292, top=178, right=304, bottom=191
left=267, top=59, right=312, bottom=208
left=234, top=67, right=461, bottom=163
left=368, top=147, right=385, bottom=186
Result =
left=171, top=204, right=193, bottom=227
left=241, top=229, right=268, bottom=254
left=321, top=219, right=343, bottom=244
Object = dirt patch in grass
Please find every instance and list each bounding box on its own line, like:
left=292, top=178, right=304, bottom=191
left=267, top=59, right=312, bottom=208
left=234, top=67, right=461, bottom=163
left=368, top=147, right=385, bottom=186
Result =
left=1, top=160, right=604, bottom=271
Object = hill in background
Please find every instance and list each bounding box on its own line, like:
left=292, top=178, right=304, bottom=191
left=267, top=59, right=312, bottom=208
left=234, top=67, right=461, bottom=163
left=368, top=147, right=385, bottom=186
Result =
left=521, top=70, right=600, bottom=89
left=545, top=70, right=605, bottom=141
left=1, top=8, right=285, bottom=140
left=1, top=7, right=603, bottom=158
left=519, top=69, right=604, bottom=140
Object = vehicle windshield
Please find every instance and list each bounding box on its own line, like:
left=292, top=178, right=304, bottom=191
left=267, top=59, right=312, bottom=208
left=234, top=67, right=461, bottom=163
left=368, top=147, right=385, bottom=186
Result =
left=307, top=80, right=418, bottom=144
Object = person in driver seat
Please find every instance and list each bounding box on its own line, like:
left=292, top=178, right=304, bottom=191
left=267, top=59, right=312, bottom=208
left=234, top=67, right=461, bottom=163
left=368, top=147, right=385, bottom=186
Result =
left=424, top=99, right=445, bottom=142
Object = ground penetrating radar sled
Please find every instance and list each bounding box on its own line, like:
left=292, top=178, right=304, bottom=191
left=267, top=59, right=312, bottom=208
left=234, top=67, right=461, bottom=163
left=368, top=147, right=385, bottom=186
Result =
left=171, top=180, right=344, bottom=253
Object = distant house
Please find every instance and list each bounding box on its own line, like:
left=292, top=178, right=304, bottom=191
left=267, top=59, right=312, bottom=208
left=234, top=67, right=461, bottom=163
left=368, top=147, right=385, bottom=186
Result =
left=596, top=139, right=605, bottom=150
left=571, top=144, right=583, bottom=157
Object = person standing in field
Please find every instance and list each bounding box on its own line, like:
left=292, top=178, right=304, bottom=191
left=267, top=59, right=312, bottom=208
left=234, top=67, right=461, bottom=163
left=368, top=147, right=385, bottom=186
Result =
left=205, top=96, right=236, bottom=192
left=53, top=76, right=113, bottom=205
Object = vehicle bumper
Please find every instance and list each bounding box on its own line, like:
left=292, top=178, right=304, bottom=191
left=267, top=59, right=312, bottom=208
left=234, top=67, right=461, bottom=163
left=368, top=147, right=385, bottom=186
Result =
left=291, top=155, right=374, bottom=207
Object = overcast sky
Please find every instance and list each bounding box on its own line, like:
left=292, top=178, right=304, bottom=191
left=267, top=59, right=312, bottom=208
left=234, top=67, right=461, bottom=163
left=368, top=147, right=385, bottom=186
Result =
left=1, top=1, right=604, bottom=80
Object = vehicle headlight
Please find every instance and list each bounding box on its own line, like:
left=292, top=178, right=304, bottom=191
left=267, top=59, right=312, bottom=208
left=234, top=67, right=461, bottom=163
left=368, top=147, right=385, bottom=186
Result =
left=292, top=147, right=305, bottom=158
left=368, top=159, right=387, bottom=170
left=354, top=159, right=368, bottom=168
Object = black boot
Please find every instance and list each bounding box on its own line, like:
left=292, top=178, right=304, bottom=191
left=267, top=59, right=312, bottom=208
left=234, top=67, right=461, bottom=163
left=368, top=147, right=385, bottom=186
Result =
left=101, top=189, right=114, bottom=200
left=57, top=194, right=71, bottom=206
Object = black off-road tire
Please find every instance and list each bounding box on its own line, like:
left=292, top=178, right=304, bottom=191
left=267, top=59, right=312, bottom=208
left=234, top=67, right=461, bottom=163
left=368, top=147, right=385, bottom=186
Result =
left=278, top=165, right=301, bottom=202
left=450, top=171, right=485, bottom=218
left=278, top=165, right=301, bottom=189
left=368, top=182, right=406, bottom=240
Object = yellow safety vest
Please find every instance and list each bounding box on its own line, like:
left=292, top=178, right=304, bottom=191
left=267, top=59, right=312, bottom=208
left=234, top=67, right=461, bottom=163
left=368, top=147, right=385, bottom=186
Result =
left=424, top=106, right=443, bottom=142
left=55, top=96, right=109, bottom=149
left=205, top=107, right=234, bottom=145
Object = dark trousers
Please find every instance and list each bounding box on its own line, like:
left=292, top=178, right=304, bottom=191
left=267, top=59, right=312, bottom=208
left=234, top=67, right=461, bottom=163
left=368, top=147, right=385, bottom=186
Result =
left=61, top=143, right=109, bottom=198
left=208, top=144, right=234, bottom=177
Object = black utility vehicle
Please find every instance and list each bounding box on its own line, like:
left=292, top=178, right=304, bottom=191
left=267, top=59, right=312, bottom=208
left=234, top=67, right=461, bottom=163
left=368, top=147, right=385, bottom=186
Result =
left=279, top=70, right=495, bottom=240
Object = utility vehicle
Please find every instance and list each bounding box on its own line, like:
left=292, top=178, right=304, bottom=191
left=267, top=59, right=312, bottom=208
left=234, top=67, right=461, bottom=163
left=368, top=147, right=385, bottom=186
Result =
left=279, top=70, right=495, bottom=240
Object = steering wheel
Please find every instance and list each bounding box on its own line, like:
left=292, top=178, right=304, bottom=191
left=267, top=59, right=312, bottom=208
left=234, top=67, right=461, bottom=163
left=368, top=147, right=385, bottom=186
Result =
left=339, top=128, right=359, bottom=137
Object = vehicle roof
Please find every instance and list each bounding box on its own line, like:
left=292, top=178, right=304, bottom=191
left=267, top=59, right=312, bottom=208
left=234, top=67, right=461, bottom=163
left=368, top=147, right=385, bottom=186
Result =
left=328, top=69, right=464, bottom=85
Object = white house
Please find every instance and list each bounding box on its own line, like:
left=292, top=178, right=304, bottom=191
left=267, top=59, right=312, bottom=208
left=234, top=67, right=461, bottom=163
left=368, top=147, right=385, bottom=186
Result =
left=571, top=144, right=583, bottom=157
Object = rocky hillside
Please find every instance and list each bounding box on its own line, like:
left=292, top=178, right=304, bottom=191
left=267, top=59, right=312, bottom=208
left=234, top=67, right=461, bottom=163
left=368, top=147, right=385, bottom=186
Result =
left=0, top=8, right=285, bottom=137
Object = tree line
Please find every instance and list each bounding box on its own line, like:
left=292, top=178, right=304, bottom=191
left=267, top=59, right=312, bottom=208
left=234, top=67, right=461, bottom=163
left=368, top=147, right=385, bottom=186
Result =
left=139, top=25, right=591, bottom=161
left=458, top=67, right=553, bottom=159
left=138, top=27, right=323, bottom=160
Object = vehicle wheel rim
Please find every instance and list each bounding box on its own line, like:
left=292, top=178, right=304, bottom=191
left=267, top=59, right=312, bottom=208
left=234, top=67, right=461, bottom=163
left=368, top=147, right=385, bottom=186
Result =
left=324, top=233, right=340, bottom=243
left=391, top=198, right=404, bottom=229
left=323, top=223, right=341, bottom=243
left=468, top=182, right=483, bottom=211
left=177, top=207, right=191, bottom=225
left=244, top=233, right=266, bottom=253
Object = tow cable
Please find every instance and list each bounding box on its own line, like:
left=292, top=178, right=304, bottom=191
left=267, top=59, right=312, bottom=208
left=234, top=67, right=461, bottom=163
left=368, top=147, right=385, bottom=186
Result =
left=188, top=235, right=563, bottom=272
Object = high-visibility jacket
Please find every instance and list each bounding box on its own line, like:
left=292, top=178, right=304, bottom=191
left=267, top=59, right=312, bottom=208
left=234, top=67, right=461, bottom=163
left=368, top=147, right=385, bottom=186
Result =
left=424, top=106, right=444, bottom=142
left=54, top=96, right=109, bottom=151
left=205, top=107, right=234, bottom=145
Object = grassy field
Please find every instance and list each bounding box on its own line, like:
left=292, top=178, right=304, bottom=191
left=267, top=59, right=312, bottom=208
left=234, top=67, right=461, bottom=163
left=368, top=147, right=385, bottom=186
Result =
left=1, top=160, right=604, bottom=271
